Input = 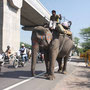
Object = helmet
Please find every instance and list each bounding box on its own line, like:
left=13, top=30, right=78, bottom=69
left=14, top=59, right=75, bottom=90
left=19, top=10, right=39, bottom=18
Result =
left=21, top=44, right=25, bottom=47
left=62, top=22, right=69, bottom=27
left=7, top=45, right=10, bottom=49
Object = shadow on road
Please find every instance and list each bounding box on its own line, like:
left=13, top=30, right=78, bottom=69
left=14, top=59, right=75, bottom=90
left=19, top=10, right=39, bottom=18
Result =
left=68, top=80, right=90, bottom=89
left=77, top=66, right=90, bottom=78
left=69, top=69, right=90, bottom=89
left=0, top=70, right=44, bottom=79
left=67, top=62, right=90, bottom=89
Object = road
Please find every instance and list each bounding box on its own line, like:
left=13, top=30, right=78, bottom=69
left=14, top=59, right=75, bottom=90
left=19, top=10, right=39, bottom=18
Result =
left=0, top=57, right=78, bottom=90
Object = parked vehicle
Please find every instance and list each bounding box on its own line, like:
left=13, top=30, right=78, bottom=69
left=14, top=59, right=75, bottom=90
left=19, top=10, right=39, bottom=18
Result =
left=0, top=54, right=4, bottom=72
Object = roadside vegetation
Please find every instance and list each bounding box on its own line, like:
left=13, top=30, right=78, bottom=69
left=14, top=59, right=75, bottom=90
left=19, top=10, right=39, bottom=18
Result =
left=20, top=42, right=32, bottom=49
left=73, top=27, right=90, bottom=54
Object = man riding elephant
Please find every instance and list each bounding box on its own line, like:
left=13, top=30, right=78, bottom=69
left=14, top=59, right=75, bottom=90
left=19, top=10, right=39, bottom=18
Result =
left=30, top=25, right=73, bottom=78
left=30, top=10, right=74, bottom=80
left=49, top=10, right=62, bottom=31
left=49, top=10, right=72, bottom=36
left=47, top=11, right=73, bottom=80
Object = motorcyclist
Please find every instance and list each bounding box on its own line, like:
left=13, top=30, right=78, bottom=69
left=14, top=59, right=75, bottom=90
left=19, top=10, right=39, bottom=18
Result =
left=5, top=46, right=12, bottom=59
left=20, top=44, right=27, bottom=63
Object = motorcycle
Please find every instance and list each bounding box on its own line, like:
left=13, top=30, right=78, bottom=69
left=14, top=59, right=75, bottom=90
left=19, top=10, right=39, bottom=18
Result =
left=13, top=54, right=28, bottom=68
left=2, top=53, right=14, bottom=64
left=0, top=54, right=4, bottom=72
left=36, top=53, right=44, bottom=63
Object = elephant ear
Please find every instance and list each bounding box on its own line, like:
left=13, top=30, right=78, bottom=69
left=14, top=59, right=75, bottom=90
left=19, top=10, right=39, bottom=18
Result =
left=45, top=29, right=52, bottom=44
left=34, top=26, right=52, bottom=44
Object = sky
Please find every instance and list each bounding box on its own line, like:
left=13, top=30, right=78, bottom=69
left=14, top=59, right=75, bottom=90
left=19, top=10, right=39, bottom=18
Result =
left=20, top=0, right=90, bottom=45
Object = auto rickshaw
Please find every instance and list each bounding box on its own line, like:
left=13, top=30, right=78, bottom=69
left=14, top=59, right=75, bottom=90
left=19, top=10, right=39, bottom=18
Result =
left=85, top=49, right=90, bottom=67
left=80, top=53, right=85, bottom=59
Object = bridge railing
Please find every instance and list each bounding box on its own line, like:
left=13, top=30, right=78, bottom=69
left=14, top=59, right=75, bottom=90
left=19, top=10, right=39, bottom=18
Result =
left=25, top=0, right=51, bottom=21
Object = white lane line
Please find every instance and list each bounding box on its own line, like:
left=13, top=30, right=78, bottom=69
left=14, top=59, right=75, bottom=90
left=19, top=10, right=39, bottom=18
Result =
left=68, top=57, right=72, bottom=62
left=3, top=66, right=58, bottom=90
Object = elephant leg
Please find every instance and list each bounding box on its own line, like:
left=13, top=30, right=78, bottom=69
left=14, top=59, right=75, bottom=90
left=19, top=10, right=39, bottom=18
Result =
left=57, top=58, right=62, bottom=73
left=62, top=55, right=69, bottom=74
left=62, top=47, right=72, bottom=74
left=31, top=44, right=39, bottom=76
left=44, top=52, right=50, bottom=76
left=48, top=50, right=59, bottom=80
left=49, top=40, right=59, bottom=80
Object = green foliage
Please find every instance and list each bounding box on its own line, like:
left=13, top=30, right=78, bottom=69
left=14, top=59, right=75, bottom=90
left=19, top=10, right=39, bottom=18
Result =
left=77, top=47, right=84, bottom=53
left=80, top=27, right=90, bottom=41
left=80, top=27, right=90, bottom=52
left=81, top=42, right=90, bottom=52
left=20, top=42, right=32, bottom=49
left=73, top=37, right=80, bottom=46
left=73, top=37, right=80, bottom=55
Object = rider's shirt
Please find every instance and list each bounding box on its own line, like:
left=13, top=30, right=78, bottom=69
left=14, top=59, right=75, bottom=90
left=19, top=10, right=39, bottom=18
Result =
left=50, top=15, right=60, bottom=23
left=5, top=49, right=11, bottom=54
left=20, top=47, right=26, bottom=55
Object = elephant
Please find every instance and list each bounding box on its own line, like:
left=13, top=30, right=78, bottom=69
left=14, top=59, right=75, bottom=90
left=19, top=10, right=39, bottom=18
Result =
left=31, top=26, right=74, bottom=80
left=48, top=30, right=74, bottom=80
left=31, top=26, right=52, bottom=76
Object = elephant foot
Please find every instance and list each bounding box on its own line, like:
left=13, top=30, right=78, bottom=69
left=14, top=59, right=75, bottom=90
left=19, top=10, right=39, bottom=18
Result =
left=44, top=73, right=49, bottom=77
left=47, top=75, right=55, bottom=80
left=62, top=71, right=67, bottom=74
left=57, top=69, right=62, bottom=73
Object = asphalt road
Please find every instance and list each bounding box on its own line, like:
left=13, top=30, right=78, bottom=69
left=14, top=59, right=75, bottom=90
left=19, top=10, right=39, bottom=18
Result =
left=0, top=57, right=77, bottom=90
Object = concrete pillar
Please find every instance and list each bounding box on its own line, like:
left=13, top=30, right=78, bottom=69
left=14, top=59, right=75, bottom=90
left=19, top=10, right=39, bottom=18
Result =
left=0, top=0, right=23, bottom=53
left=0, top=0, right=3, bottom=53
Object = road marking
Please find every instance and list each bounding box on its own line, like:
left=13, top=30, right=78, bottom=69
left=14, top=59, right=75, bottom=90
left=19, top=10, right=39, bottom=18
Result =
left=68, top=57, right=72, bottom=62
left=3, top=66, right=58, bottom=90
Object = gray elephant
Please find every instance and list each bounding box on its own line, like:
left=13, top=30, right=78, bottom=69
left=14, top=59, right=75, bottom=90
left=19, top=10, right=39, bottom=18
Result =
left=31, top=26, right=52, bottom=76
left=31, top=26, right=73, bottom=79
left=48, top=30, right=73, bottom=80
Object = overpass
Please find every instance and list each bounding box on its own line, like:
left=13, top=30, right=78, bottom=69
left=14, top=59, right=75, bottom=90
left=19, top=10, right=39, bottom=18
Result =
left=0, top=0, right=51, bottom=52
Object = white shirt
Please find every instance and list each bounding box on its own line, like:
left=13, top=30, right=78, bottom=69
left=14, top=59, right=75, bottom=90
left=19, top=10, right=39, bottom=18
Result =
left=20, top=47, right=27, bottom=55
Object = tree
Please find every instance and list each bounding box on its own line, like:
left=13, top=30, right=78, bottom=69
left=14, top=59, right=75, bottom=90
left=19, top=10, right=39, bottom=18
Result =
left=81, top=42, right=90, bottom=52
left=80, top=27, right=90, bottom=41
left=73, top=37, right=80, bottom=56
left=80, top=27, right=90, bottom=51
left=20, top=42, right=32, bottom=49
left=73, top=37, right=80, bottom=47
